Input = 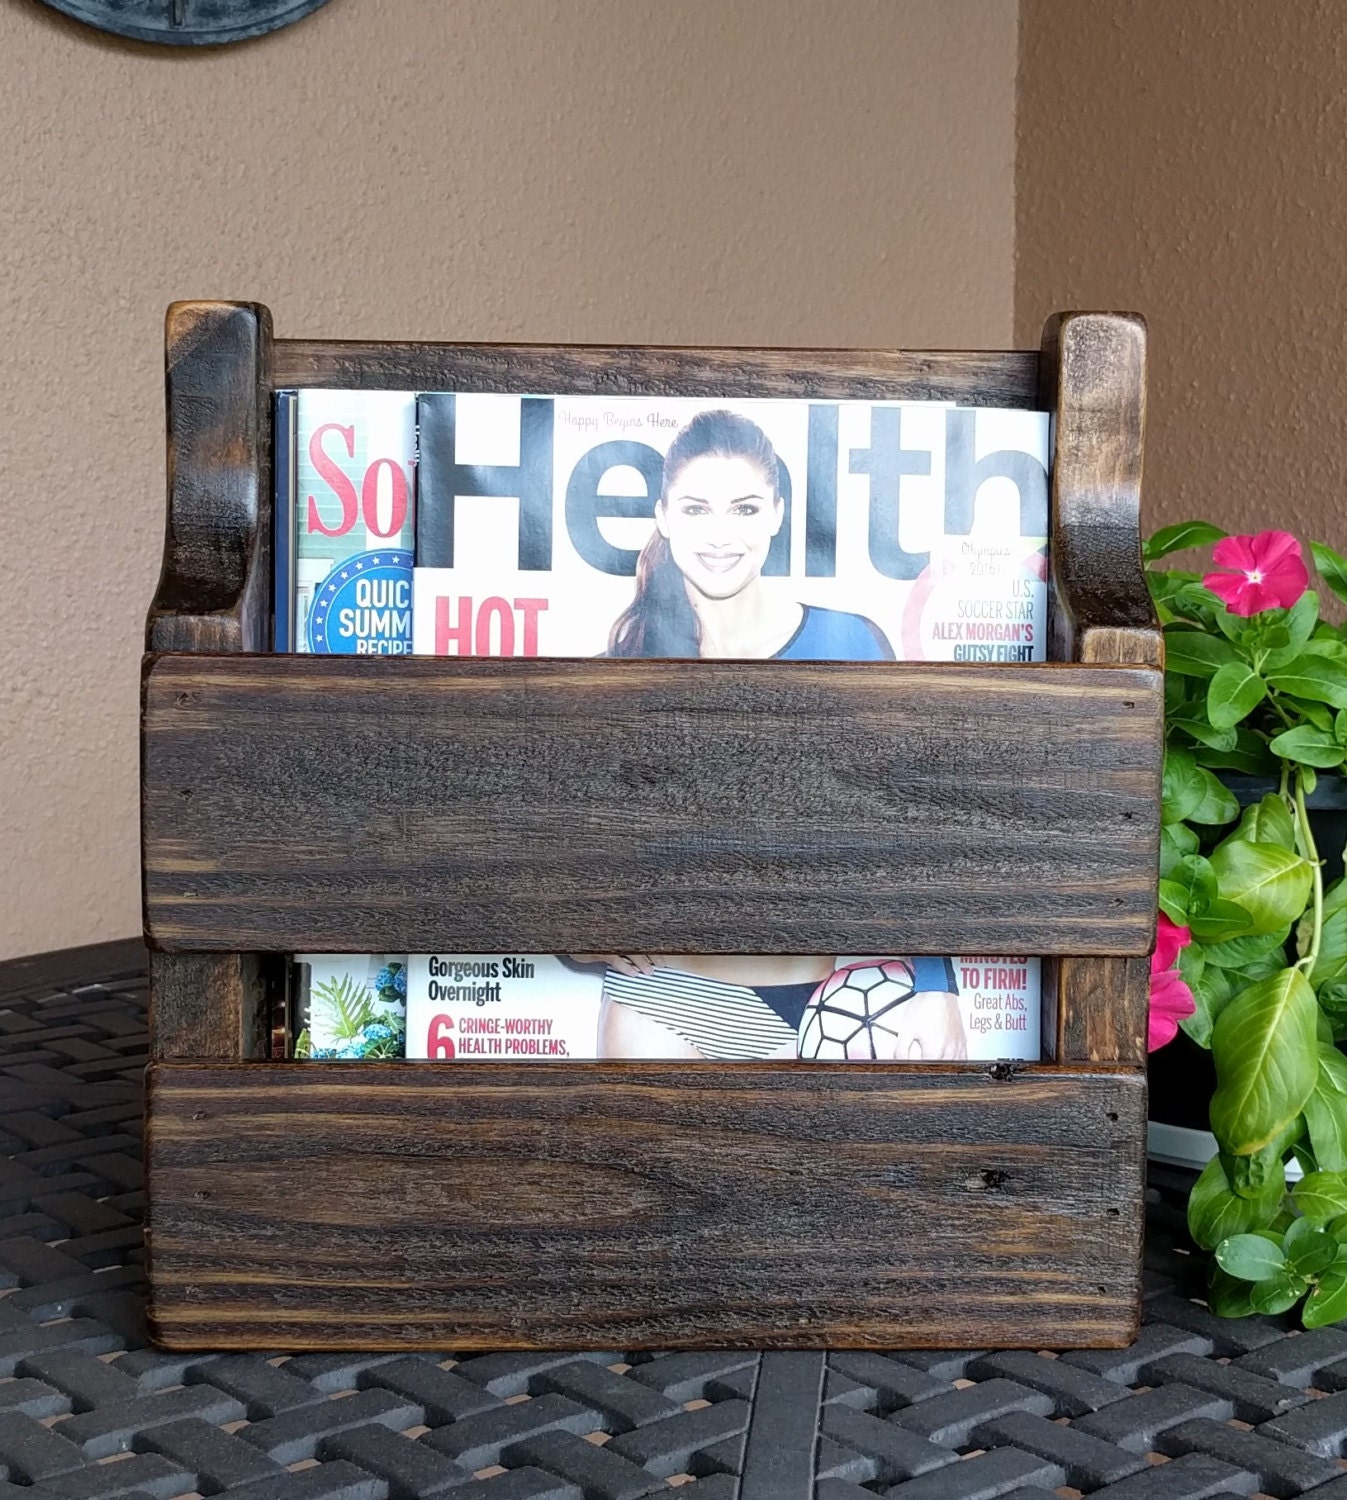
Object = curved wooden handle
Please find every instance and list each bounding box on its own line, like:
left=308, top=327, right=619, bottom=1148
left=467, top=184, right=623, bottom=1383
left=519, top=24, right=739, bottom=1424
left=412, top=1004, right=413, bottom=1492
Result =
left=146, top=300, right=274, bottom=653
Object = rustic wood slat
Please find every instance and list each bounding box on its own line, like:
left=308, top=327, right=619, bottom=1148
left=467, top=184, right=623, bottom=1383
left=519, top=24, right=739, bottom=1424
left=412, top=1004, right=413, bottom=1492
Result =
left=142, top=655, right=1162, bottom=957
left=272, top=339, right=1042, bottom=406
left=1044, top=313, right=1160, bottom=1064
left=147, top=302, right=277, bottom=1061
left=148, top=951, right=270, bottom=1061
left=145, top=1061, right=1145, bottom=1351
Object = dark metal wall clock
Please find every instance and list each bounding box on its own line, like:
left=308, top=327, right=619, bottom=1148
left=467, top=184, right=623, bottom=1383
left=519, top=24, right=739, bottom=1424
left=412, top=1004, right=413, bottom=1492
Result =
left=36, top=0, right=335, bottom=45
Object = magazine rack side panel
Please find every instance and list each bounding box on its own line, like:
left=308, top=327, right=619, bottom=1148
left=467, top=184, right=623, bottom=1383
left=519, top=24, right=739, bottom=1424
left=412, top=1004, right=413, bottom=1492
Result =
left=1044, top=313, right=1159, bottom=1067
left=145, top=302, right=275, bottom=1062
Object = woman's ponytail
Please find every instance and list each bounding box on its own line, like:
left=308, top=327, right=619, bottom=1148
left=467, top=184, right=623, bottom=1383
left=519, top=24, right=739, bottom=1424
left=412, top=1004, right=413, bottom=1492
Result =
left=608, top=530, right=701, bottom=657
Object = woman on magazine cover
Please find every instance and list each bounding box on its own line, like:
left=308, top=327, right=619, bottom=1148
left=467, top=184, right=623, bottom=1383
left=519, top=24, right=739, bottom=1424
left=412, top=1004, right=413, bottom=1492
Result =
left=589, top=409, right=964, bottom=1063
left=607, top=408, right=895, bottom=661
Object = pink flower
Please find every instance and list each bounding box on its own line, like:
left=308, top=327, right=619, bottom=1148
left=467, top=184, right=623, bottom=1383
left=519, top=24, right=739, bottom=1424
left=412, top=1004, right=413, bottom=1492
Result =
left=1203, top=530, right=1308, bottom=616
left=1149, top=967, right=1196, bottom=1052
left=1154, top=912, right=1191, bottom=972
left=1149, top=912, right=1195, bottom=1052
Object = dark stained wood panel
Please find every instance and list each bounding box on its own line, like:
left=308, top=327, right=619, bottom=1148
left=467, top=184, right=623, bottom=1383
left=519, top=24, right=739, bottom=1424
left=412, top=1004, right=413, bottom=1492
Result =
left=1042, top=312, right=1159, bottom=668
left=148, top=951, right=270, bottom=1061
left=145, top=1061, right=1145, bottom=1351
left=142, top=655, right=1162, bottom=957
left=272, top=339, right=1042, bottom=408
left=148, top=302, right=273, bottom=654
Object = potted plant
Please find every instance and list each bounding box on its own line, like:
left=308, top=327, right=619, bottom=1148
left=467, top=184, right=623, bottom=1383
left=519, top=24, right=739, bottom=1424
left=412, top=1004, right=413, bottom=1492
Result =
left=1145, top=524, right=1347, bottom=1324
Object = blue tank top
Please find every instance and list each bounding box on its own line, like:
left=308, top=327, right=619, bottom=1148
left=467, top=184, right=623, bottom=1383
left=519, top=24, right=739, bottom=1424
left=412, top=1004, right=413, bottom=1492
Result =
left=773, top=605, right=895, bottom=661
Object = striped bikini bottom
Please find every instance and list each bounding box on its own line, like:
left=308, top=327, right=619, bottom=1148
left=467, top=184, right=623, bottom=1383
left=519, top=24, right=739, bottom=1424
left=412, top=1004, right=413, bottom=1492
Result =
left=602, top=967, right=811, bottom=1059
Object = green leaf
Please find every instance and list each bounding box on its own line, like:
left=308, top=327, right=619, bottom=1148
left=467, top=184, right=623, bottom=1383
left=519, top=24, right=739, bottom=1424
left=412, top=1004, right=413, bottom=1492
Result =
left=1209, top=661, right=1267, bottom=729
left=1301, top=639, right=1347, bottom=666
left=1216, top=1232, right=1288, bottom=1281
left=1171, top=711, right=1239, bottom=753
left=1189, top=769, right=1242, bottom=826
left=1178, top=939, right=1205, bottom=989
left=1306, top=882, right=1347, bottom=988
left=1162, top=743, right=1241, bottom=827
left=1201, top=929, right=1292, bottom=970
left=1189, top=899, right=1257, bottom=943
left=1303, top=1270, right=1347, bottom=1326
left=1250, top=1272, right=1308, bottom=1314
left=1188, top=1154, right=1284, bottom=1249
left=1269, top=725, right=1347, bottom=769
left=1195, top=730, right=1277, bottom=776
left=1262, top=592, right=1321, bottom=671
left=1286, top=1220, right=1338, bottom=1276
left=1183, top=963, right=1236, bottom=1047
left=1160, top=822, right=1200, bottom=877
left=1209, top=840, right=1313, bottom=936
left=1230, top=1119, right=1301, bottom=1199
left=1207, top=1264, right=1256, bottom=1317
left=1211, top=966, right=1319, bottom=1153
left=1235, top=794, right=1297, bottom=851
left=1215, top=608, right=1255, bottom=646
left=1166, top=630, right=1239, bottom=678
left=1268, top=655, right=1347, bottom=711
left=1162, top=746, right=1205, bottom=824
left=1304, top=1051, right=1347, bottom=1172
left=1294, top=1170, right=1347, bottom=1224
left=1312, top=542, right=1347, bottom=607
left=1318, top=982, right=1347, bottom=1034
left=1159, top=855, right=1218, bottom=924
left=1146, top=520, right=1229, bottom=561
left=1173, top=583, right=1228, bottom=628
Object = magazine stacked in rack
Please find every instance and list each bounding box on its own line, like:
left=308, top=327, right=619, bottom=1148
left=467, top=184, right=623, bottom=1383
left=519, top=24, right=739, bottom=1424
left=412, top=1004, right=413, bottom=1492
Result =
left=275, top=388, right=1051, bottom=1064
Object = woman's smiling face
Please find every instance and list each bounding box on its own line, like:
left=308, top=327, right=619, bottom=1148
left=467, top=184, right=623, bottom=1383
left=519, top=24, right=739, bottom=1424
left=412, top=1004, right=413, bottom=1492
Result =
left=656, top=453, right=784, bottom=599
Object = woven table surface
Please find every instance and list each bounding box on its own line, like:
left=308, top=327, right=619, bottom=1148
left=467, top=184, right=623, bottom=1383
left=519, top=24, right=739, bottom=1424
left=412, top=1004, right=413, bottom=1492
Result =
left=2, top=944, right=1345, bottom=1500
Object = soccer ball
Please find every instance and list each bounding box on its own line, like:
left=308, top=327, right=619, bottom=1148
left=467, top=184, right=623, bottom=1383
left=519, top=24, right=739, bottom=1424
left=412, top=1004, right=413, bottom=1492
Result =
left=797, top=960, right=921, bottom=1060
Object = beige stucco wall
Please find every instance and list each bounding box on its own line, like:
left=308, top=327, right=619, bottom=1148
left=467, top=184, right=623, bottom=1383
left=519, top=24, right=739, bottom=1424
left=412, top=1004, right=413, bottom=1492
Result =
left=1016, top=0, right=1347, bottom=548
left=1, top=0, right=1018, bottom=959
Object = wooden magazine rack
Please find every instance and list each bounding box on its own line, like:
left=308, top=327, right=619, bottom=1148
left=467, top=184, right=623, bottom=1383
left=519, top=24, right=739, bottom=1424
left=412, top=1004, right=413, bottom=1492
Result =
left=141, top=303, right=1161, bottom=1351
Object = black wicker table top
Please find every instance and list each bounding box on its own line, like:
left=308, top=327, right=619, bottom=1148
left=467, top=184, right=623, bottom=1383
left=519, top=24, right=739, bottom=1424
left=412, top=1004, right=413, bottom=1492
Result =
left=3, top=943, right=1346, bottom=1500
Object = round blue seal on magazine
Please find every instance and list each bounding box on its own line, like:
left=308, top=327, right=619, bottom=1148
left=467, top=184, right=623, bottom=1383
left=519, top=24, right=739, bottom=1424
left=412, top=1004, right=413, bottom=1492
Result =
left=308, top=550, right=414, bottom=655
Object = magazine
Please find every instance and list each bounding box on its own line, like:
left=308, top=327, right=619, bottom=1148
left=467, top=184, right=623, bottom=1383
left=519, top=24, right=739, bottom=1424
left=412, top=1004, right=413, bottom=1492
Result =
left=405, top=393, right=1050, bottom=1062
left=273, top=389, right=416, bottom=654
left=275, top=392, right=419, bottom=1061
left=406, top=953, right=1039, bottom=1062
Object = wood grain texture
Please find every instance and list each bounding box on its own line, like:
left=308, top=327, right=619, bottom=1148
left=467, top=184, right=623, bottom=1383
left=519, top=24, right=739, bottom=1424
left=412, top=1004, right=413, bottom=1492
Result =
left=1041, top=314, right=1160, bottom=1065
left=149, top=952, right=270, bottom=1061
left=145, top=1061, right=1145, bottom=1350
left=146, top=301, right=273, bottom=654
left=273, top=339, right=1041, bottom=407
left=1056, top=955, right=1151, bottom=1067
left=142, top=655, right=1162, bottom=957
left=1041, top=313, right=1160, bottom=669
